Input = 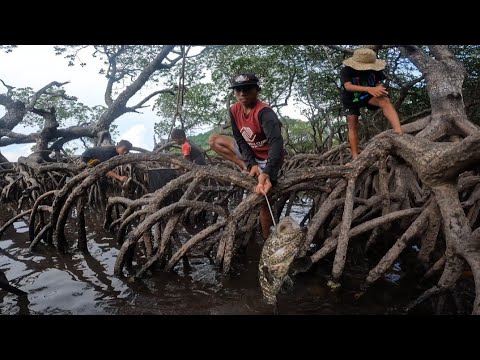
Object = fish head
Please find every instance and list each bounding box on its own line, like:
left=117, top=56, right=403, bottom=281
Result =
left=271, top=216, right=307, bottom=247
left=276, top=216, right=306, bottom=234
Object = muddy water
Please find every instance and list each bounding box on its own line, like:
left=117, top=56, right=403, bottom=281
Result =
left=0, top=205, right=427, bottom=315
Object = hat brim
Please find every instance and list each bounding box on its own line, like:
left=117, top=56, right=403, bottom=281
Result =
left=342, top=58, right=386, bottom=71
left=229, top=81, right=260, bottom=89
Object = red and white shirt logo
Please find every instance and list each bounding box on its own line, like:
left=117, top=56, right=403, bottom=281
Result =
left=240, top=126, right=256, bottom=142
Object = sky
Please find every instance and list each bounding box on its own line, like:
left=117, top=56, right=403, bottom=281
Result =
left=0, top=45, right=305, bottom=162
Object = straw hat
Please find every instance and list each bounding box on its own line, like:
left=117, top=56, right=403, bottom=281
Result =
left=342, top=48, right=386, bottom=71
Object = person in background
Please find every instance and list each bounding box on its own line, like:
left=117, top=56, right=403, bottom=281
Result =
left=171, top=128, right=207, bottom=165
left=80, top=139, right=132, bottom=182
left=340, top=47, right=403, bottom=161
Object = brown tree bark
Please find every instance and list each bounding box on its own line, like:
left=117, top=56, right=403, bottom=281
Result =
left=3, top=45, right=480, bottom=314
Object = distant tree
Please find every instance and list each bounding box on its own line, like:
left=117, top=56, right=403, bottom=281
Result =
left=0, top=45, right=211, bottom=159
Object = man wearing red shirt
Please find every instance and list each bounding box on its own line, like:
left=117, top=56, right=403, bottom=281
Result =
left=171, top=128, right=207, bottom=165
left=209, top=73, right=284, bottom=239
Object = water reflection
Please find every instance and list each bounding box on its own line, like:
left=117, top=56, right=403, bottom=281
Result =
left=1, top=204, right=427, bottom=315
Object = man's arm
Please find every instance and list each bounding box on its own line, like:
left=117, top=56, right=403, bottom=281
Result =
left=230, top=111, right=256, bottom=169
left=259, top=108, right=283, bottom=183
left=341, top=67, right=387, bottom=97
left=343, top=82, right=388, bottom=97
left=106, top=170, right=128, bottom=183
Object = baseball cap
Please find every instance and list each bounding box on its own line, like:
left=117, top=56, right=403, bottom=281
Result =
left=228, top=73, right=260, bottom=89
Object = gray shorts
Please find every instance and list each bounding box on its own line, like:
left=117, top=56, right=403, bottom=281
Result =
left=233, top=138, right=245, bottom=160
left=233, top=139, right=267, bottom=170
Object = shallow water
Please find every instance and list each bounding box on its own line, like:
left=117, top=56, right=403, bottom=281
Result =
left=0, top=205, right=428, bottom=315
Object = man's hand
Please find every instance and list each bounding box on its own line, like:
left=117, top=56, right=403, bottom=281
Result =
left=106, top=170, right=128, bottom=183
left=248, top=165, right=261, bottom=178
left=367, top=85, right=388, bottom=97
left=255, top=173, right=272, bottom=195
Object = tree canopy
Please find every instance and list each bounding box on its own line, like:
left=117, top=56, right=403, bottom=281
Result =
left=2, top=45, right=480, bottom=156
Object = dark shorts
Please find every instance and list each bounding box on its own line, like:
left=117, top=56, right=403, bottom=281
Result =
left=232, top=138, right=283, bottom=180
left=342, top=95, right=380, bottom=116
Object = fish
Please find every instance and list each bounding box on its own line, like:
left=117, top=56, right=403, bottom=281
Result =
left=258, top=216, right=307, bottom=306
